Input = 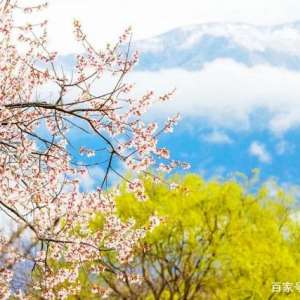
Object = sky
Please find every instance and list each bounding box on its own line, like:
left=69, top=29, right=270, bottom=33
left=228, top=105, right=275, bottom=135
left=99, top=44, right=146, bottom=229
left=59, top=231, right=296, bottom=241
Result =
left=20, top=0, right=300, bottom=190
left=40, top=0, right=300, bottom=53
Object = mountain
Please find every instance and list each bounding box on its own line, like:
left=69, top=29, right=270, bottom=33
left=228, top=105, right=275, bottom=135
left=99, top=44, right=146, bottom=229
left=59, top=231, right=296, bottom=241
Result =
left=133, top=22, right=300, bottom=70
left=57, top=21, right=300, bottom=71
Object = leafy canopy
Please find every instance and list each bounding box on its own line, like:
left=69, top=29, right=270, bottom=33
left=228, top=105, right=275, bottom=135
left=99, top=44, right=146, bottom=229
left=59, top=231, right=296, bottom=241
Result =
left=111, top=174, right=300, bottom=299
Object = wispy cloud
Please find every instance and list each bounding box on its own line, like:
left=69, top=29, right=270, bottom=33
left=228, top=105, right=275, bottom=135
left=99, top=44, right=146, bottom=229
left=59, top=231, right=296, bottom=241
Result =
left=275, top=140, right=295, bottom=155
left=201, top=131, right=233, bottom=144
left=249, top=141, right=272, bottom=163
left=79, top=166, right=105, bottom=192
left=269, top=111, right=300, bottom=136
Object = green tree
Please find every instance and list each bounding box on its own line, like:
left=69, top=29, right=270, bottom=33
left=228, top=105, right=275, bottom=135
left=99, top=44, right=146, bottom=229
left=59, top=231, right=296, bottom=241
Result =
left=104, top=174, right=300, bottom=299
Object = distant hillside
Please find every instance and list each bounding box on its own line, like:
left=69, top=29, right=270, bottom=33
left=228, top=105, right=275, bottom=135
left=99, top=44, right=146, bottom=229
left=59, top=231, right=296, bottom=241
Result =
left=133, top=21, right=300, bottom=70
left=57, top=21, right=300, bottom=71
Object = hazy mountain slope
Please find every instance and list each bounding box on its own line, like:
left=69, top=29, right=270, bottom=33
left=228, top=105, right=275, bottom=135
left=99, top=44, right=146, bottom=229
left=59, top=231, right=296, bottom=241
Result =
left=134, top=22, right=300, bottom=70
left=57, top=21, right=300, bottom=71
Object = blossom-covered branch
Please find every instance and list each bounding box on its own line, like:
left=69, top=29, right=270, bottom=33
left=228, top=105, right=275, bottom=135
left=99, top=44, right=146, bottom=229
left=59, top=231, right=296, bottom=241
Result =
left=0, top=0, right=187, bottom=298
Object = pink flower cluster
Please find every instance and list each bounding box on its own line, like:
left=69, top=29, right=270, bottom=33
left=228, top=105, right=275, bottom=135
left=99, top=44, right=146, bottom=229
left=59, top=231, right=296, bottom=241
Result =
left=0, top=1, right=188, bottom=297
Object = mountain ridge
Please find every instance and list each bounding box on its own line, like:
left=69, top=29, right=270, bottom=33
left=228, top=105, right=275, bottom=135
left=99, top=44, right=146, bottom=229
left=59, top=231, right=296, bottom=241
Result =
left=56, top=21, right=300, bottom=71
left=133, top=21, right=300, bottom=70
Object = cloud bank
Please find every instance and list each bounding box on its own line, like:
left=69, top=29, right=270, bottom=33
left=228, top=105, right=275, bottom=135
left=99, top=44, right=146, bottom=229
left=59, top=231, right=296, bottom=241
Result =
left=125, top=59, right=300, bottom=135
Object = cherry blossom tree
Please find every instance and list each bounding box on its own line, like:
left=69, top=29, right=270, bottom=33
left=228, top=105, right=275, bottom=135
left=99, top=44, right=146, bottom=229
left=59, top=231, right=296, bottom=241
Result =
left=0, top=0, right=187, bottom=298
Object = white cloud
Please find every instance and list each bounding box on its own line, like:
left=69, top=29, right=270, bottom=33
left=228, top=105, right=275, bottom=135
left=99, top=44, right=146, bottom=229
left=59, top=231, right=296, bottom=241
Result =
left=123, top=60, right=300, bottom=133
left=249, top=141, right=272, bottom=163
left=18, top=0, right=300, bottom=54
left=201, top=131, right=233, bottom=144
left=39, top=60, right=300, bottom=136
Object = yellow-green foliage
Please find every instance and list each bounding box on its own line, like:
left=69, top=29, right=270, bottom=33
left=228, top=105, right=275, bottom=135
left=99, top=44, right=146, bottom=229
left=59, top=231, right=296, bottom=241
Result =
left=33, top=174, right=300, bottom=299
left=113, top=174, right=300, bottom=299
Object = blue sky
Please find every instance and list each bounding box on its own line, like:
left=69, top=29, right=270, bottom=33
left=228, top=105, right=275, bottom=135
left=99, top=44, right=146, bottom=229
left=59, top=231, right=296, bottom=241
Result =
left=160, top=121, right=299, bottom=182
left=34, top=1, right=300, bottom=191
